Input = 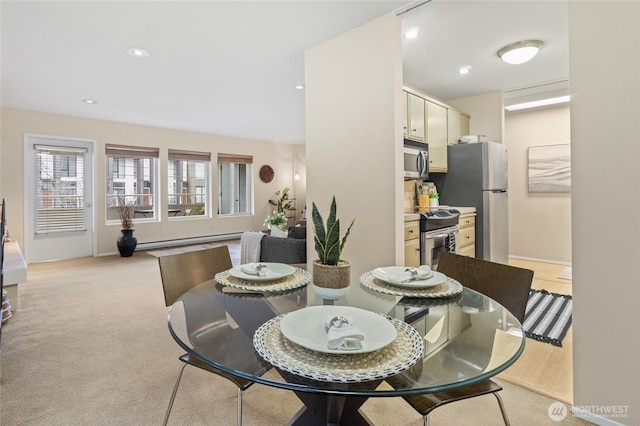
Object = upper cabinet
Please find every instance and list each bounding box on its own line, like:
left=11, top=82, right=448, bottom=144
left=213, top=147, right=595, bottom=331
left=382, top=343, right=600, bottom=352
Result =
left=407, top=93, right=425, bottom=142
left=426, top=101, right=447, bottom=172
left=402, top=86, right=471, bottom=173
left=447, top=109, right=470, bottom=146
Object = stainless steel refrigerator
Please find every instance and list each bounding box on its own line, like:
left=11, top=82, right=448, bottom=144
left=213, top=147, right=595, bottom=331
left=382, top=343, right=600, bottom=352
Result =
left=433, top=141, right=509, bottom=264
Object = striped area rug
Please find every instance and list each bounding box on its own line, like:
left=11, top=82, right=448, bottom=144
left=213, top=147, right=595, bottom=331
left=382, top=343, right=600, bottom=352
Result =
left=523, top=289, right=572, bottom=347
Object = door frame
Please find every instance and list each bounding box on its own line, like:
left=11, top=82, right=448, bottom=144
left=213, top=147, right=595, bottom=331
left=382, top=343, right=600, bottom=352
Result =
left=23, top=133, right=96, bottom=263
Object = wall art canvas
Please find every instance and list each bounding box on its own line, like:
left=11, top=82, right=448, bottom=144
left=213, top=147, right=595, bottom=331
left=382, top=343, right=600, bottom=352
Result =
left=528, top=144, right=571, bottom=192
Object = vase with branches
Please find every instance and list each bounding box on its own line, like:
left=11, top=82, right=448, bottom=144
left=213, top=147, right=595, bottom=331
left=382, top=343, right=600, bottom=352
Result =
left=116, top=195, right=137, bottom=257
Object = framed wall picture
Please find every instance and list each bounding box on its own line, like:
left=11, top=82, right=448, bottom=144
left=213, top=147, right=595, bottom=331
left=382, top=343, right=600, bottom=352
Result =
left=528, top=144, right=571, bottom=192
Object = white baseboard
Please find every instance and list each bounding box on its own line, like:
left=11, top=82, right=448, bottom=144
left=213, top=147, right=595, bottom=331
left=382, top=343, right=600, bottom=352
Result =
left=136, top=233, right=243, bottom=251
left=509, top=255, right=571, bottom=267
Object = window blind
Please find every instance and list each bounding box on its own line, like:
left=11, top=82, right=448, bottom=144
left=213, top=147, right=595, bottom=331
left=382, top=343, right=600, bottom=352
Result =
left=34, top=145, right=87, bottom=235
left=105, top=144, right=159, bottom=158
left=169, top=149, right=211, bottom=162
left=217, top=153, right=253, bottom=164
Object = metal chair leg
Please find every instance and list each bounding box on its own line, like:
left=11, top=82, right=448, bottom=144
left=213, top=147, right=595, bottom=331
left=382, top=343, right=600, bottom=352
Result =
left=163, top=363, right=188, bottom=426
left=423, top=414, right=429, bottom=426
left=237, top=387, right=243, bottom=426
left=493, top=392, right=511, bottom=426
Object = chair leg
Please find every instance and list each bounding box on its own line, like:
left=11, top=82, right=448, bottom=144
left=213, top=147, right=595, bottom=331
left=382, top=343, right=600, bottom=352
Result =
left=423, top=414, right=429, bottom=426
left=493, top=392, right=511, bottom=426
left=237, top=387, right=243, bottom=426
left=163, top=363, right=188, bottom=426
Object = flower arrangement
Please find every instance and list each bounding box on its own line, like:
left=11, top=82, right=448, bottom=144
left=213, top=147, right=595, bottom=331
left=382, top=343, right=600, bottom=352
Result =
left=265, top=188, right=295, bottom=230
left=268, top=188, right=296, bottom=217
left=264, top=210, right=286, bottom=230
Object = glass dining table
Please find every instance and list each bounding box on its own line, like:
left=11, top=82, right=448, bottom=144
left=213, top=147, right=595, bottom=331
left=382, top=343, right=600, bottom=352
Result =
left=167, top=264, right=525, bottom=425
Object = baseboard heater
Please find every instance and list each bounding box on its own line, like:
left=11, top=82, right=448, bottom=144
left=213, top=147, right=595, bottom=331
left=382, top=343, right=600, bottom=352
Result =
left=136, top=233, right=243, bottom=251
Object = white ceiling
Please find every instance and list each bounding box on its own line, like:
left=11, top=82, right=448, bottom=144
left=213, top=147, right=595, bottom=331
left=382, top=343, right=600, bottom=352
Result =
left=1, top=1, right=569, bottom=145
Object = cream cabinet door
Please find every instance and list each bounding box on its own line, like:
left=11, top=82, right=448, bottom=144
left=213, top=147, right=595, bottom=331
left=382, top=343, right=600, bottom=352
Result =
left=407, top=93, right=425, bottom=142
left=405, top=238, right=421, bottom=267
left=427, top=101, right=447, bottom=172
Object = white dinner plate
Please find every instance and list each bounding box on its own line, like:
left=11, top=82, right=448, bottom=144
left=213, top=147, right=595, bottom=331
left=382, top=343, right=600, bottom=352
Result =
left=279, top=306, right=397, bottom=354
left=228, top=263, right=296, bottom=282
left=372, top=266, right=447, bottom=289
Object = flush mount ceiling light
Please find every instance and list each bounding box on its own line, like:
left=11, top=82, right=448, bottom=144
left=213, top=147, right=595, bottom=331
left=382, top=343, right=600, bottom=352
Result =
left=497, top=40, right=543, bottom=65
left=126, top=47, right=150, bottom=58
left=82, top=99, right=98, bottom=104
left=403, top=28, right=420, bottom=39
left=458, top=66, right=471, bottom=75
left=295, top=85, right=305, bottom=90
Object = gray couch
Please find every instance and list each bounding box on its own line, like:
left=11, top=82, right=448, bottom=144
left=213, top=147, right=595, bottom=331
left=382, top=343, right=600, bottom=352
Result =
left=259, top=227, right=307, bottom=264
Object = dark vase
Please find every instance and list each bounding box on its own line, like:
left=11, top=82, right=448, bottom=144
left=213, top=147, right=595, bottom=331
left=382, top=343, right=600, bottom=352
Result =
left=117, top=228, right=137, bottom=257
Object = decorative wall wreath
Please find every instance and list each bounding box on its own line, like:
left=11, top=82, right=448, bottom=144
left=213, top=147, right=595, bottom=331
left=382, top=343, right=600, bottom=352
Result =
left=259, top=165, right=274, bottom=183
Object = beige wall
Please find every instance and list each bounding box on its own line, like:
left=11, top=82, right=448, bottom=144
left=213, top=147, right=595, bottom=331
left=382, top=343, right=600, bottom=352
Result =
left=449, top=91, right=504, bottom=143
left=305, top=13, right=404, bottom=272
left=0, top=108, right=301, bottom=260
left=505, top=104, right=571, bottom=264
left=570, top=1, right=639, bottom=424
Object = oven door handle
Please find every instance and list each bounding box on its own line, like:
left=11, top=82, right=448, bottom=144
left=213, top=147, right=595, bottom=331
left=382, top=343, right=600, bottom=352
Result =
left=424, top=232, right=455, bottom=240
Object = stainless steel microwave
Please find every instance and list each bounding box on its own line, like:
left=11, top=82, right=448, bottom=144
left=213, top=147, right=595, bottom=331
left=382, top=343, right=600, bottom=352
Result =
left=404, top=140, right=429, bottom=179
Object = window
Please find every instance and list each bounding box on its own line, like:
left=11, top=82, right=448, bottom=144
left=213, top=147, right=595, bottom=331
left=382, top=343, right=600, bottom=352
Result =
left=34, top=145, right=86, bottom=234
left=106, top=144, right=158, bottom=222
left=168, top=149, right=210, bottom=217
left=218, top=153, right=252, bottom=215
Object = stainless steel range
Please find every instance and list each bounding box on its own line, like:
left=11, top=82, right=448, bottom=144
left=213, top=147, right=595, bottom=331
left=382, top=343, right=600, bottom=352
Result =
left=419, top=208, right=460, bottom=270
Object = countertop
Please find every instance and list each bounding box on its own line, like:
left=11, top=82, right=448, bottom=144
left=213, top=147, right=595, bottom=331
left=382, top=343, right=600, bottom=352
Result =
left=404, top=206, right=476, bottom=221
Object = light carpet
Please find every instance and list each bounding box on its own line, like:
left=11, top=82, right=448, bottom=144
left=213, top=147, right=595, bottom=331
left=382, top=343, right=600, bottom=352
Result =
left=0, top=251, right=592, bottom=425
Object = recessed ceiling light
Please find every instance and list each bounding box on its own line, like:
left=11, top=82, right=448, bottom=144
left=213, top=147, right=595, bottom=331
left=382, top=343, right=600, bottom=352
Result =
left=295, top=85, right=305, bottom=90
left=497, top=40, right=543, bottom=65
left=403, top=28, right=420, bottom=40
left=82, top=99, right=98, bottom=104
left=126, top=47, right=150, bottom=58
left=458, top=66, right=471, bottom=75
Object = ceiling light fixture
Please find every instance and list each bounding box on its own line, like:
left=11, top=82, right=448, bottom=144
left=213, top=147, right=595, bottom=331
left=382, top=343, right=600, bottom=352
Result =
left=403, top=28, right=420, bottom=39
left=505, top=95, right=570, bottom=111
left=295, top=85, right=305, bottom=90
left=458, top=66, right=471, bottom=75
left=126, top=47, right=150, bottom=58
left=497, top=40, right=543, bottom=65
left=82, top=99, right=98, bottom=104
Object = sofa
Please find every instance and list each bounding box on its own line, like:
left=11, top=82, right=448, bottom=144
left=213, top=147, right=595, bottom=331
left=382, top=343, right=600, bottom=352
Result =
left=259, top=226, right=307, bottom=264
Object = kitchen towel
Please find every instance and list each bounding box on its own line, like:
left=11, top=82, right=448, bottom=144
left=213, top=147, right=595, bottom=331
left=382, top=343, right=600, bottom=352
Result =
left=522, top=289, right=572, bottom=347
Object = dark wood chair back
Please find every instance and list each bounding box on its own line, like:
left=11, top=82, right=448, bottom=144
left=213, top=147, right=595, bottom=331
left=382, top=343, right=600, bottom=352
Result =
left=437, top=252, right=534, bottom=322
left=158, top=245, right=232, bottom=306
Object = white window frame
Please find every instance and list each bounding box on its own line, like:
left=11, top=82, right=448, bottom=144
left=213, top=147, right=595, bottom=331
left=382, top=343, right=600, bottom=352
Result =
left=217, top=153, right=253, bottom=216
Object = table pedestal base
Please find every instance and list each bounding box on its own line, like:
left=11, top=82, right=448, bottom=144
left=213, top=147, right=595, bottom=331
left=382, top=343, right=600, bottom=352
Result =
left=287, top=392, right=373, bottom=426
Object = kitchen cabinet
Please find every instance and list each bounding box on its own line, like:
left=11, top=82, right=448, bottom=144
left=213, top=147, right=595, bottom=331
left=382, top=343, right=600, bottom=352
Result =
left=407, top=93, right=426, bottom=143
left=447, top=109, right=471, bottom=145
left=402, top=86, right=470, bottom=172
left=457, top=211, right=476, bottom=258
left=426, top=100, right=448, bottom=172
left=404, top=218, right=420, bottom=267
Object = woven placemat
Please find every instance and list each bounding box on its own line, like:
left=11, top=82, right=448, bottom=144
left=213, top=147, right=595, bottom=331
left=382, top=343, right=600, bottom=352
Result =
left=214, top=268, right=311, bottom=293
left=359, top=270, right=463, bottom=298
left=253, top=314, right=423, bottom=383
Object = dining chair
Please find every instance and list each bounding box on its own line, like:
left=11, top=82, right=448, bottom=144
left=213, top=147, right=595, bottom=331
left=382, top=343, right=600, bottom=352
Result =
left=402, top=252, right=534, bottom=426
left=158, top=245, right=254, bottom=426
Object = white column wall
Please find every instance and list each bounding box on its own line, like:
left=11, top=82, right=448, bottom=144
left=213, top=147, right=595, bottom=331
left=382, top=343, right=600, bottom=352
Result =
left=304, top=13, right=404, bottom=273
left=569, top=1, right=639, bottom=424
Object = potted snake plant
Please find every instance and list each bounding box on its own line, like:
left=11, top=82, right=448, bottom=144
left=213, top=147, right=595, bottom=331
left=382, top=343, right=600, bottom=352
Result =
left=311, top=196, right=355, bottom=295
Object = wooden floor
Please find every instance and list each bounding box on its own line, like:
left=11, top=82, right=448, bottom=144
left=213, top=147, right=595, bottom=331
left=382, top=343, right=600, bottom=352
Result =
left=498, top=258, right=574, bottom=404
